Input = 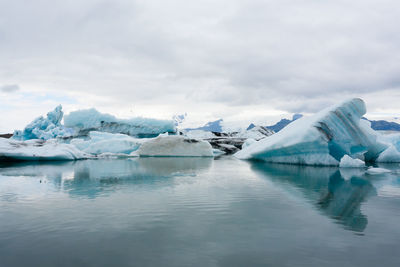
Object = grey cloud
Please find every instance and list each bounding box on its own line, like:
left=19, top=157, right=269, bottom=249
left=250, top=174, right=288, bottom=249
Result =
left=0, top=84, right=20, bottom=93
left=0, top=0, right=399, bottom=116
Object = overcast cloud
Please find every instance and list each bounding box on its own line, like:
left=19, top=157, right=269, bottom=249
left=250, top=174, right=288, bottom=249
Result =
left=1, top=0, right=400, bottom=132
left=0, top=84, right=20, bottom=93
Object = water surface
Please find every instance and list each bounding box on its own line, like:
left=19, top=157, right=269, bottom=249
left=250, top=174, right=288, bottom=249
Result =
left=1, top=157, right=400, bottom=267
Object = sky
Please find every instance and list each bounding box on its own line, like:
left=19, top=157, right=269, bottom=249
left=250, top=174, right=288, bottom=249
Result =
left=1, top=0, right=400, bottom=133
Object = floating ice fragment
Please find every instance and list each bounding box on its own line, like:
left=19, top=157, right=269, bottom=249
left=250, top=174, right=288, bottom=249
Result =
left=366, top=167, right=391, bottom=175
left=339, top=155, right=365, bottom=168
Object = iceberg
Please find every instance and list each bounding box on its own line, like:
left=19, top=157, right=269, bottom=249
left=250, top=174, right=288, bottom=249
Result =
left=0, top=138, right=89, bottom=161
left=12, top=105, right=74, bottom=140
left=339, top=155, right=365, bottom=168
left=64, top=108, right=176, bottom=137
left=235, top=98, right=389, bottom=165
left=135, top=135, right=213, bottom=157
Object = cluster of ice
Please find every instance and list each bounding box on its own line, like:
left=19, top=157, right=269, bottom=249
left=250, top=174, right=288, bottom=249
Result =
left=1, top=132, right=214, bottom=160
left=0, top=138, right=89, bottom=161
left=236, top=98, right=397, bottom=165
left=184, top=130, right=217, bottom=140
left=12, top=105, right=74, bottom=141
left=183, top=125, right=273, bottom=154
left=1, top=105, right=213, bottom=161
left=135, top=135, right=213, bottom=157
left=64, top=108, right=176, bottom=137
left=3, top=99, right=400, bottom=163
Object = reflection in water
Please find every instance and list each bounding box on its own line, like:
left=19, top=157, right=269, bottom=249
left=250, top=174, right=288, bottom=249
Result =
left=1, top=158, right=400, bottom=267
left=0, top=158, right=213, bottom=198
left=250, top=162, right=376, bottom=233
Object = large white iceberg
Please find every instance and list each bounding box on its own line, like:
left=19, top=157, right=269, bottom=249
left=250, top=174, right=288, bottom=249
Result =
left=235, top=98, right=390, bottom=165
left=64, top=108, right=176, bottom=137
left=0, top=138, right=89, bottom=161
left=135, top=135, right=213, bottom=157
left=12, top=105, right=74, bottom=140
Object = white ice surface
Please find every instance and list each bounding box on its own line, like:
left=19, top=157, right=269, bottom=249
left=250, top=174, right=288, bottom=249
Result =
left=0, top=138, right=89, bottom=161
left=64, top=108, right=176, bottom=137
left=366, top=167, right=391, bottom=175
left=242, top=138, right=257, bottom=149
left=376, top=145, right=400, bottom=163
left=339, top=155, right=365, bottom=168
left=136, top=135, right=213, bottom=157
left=235, top=126, right=274, bottom=141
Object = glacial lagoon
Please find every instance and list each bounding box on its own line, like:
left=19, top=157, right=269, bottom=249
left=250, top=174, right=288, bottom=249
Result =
left=1, top=157, right=400, bottom=267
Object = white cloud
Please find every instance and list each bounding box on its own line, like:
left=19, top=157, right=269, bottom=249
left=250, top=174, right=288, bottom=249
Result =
left=0, top=0, right=400, bottom=132
left=0, top=84, right=19, bottom=93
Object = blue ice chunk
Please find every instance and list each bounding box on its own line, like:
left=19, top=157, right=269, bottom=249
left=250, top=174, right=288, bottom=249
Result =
left=64, top=108, right=176, bottom=137
left=12, top=105, right=75, bottom=141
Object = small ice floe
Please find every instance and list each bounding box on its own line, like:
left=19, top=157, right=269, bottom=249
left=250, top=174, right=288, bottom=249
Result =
left=366, top=167, right=391, bottom=175
left=339, top=155, right=365, bottom=168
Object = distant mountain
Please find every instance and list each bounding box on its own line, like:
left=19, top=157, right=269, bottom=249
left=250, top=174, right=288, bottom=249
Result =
left=362, top=118, right=400, bottom=131
left=246, top=123, right=256, bottom=130
left=266, top=114, right=303, bottom=132
left=186, top=119, right=224, bottom=133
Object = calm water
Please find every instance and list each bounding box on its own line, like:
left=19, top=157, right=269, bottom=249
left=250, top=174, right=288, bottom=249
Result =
left=1, top=157, right=400, bottom=267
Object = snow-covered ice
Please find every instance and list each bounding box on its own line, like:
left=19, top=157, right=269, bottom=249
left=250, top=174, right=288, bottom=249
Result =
left=339, top=155, right=365, bottom=168
left=0, top=138, right=89, bottom=161
left=235, top=125, right=274, bottom=141
left=235, top=98, right=389, bottom=165
left=64, top=108, right=176, bottom=137
left=376, top=145, right=400, bottom=162
left=136, top=135, right=213, bottom=157
left=184, top=130, right=216, bottom=139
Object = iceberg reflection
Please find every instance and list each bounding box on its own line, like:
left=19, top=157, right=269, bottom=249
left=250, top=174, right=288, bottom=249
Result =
left=250, top=162, right=376, bottom=233
left=0, top=158, right=213, bottom=198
